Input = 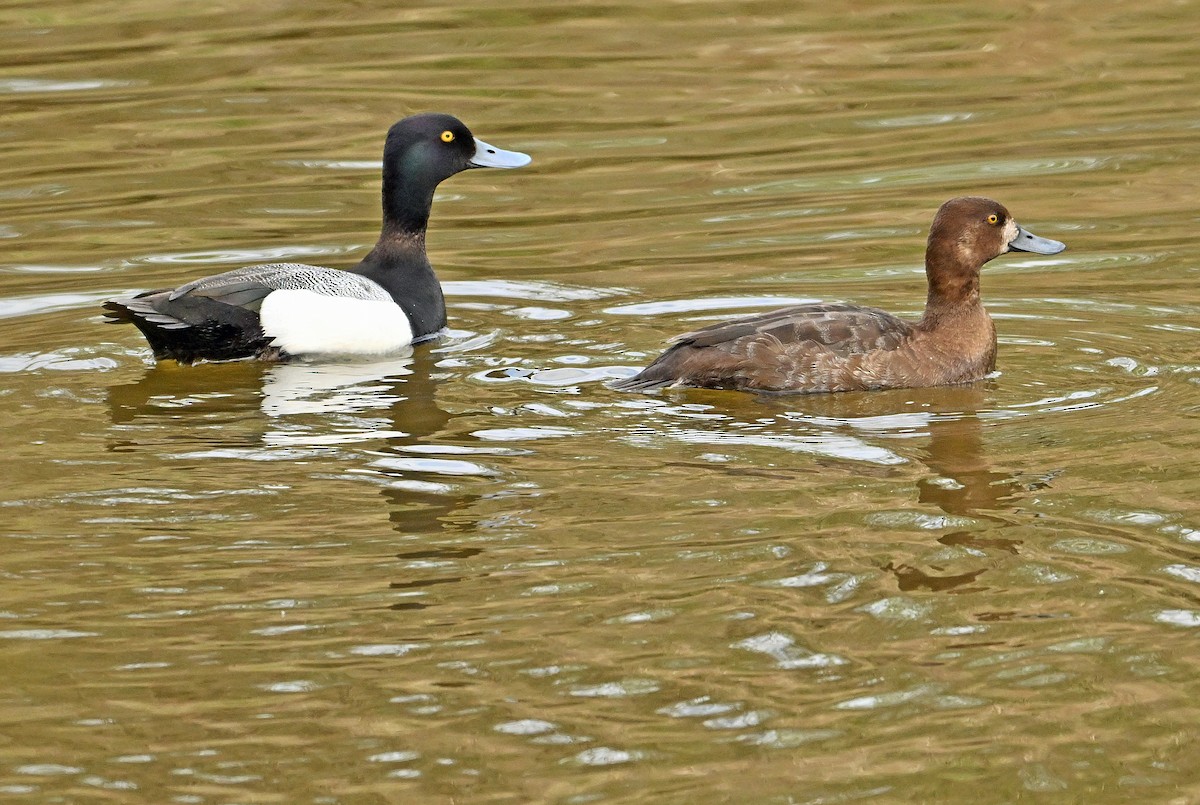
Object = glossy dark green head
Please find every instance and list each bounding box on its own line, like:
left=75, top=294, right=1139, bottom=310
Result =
left=380, top=113, right=530, bottom=234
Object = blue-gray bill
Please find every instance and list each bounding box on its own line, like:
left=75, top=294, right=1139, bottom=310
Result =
left=1011, top=224, right=1066, bottom=254
left=469, top=138, right=532, bottom=169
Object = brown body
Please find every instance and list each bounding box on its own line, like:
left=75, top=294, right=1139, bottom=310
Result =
left=612, top=197, right=1064, bottom=395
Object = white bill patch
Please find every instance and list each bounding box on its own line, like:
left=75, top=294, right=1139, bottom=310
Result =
left=1002, top=218, right=1019, bottom=250
left=259, top=289, right=414, bottom=357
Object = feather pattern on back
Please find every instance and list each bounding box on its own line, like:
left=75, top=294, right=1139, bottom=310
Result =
left=169, top=263, right=393, bottom=305
left=613, top=304, right=926, bottom=394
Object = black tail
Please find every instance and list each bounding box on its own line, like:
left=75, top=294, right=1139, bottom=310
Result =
left=101, top=298, right=136, bottom=325
left=102, top=293, right=271, bottom=364
left=103, top=293, right=183, bottom=360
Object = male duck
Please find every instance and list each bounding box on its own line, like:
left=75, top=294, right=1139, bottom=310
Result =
left=104, top=113, right=530, bottom=363
left=611, top=197, right=1066, bottom=395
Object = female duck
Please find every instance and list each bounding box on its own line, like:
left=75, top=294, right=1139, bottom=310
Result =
left=612, top=197, right=1065, bottom=394
left=104, top=113, right=530, bottom=364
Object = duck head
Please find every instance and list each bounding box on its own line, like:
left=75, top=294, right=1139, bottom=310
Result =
left=930, top=196, right=1066, bottom=266
left=923, top=197, right=1066, bottom=309
left=381, top=113, right=530, bottom=234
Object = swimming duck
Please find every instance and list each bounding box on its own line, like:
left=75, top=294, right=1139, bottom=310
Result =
left=611, top=196, right=1065, bottom=394
left=104, top=113, right=530, bottom=364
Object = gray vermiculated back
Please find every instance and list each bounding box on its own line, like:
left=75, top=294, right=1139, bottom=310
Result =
left=169, top=264, right=391, bottom=301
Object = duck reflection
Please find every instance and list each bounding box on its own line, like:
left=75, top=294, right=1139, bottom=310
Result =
left=762, top=385, right=1030, bottom=592
left=107, top=359, right=268, bottom=425
left=914, top=396, right=1023, bottom=518
left=105, top=348, right=488, bottom=542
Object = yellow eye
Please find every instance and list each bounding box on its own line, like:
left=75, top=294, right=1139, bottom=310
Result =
left=440, top=130, right=455, bottom=143
left=986, top=213, right=1000, bottom=225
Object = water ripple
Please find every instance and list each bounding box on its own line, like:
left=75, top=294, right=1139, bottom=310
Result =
left=370, top=457, right=498, bottom=477
left=281, top=159, right=381, bottom=170
left=571, top=747, right=643, bottom=766
left=0, top=629, right=97, bottom=640
left=132, top=244, right=357, bottom=266
left=0, top=291, right=116, bottom=320
left=605, top=295, right=819, bottom=316
left=472, top=365, right=628, bottom=386
left=0, top=78, right=139, bottom=93
left=660, top=427, right=907, bottom=466
left=494, top=719, right=557, bottom=736
left=859, top=111, right=977, bottom=128
left=445, top=279, right=623, bottom=302
left=0, top=349, right=119, bottom=372
left=472, top=426, right=577, bottom=441
left=733, top=632, right=847, bottom=670
left=714, top=156, right=1113, bottom=196
left=1155, top=610, right=1200, bottom=628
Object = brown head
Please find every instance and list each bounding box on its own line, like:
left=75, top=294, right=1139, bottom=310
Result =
left=923, top=196, right=1065, bottom=310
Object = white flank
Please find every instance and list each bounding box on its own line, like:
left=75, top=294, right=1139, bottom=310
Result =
left=259, top=289, right=414, bottom=357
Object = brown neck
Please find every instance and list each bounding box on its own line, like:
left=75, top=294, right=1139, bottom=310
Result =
left=374, top=226, right=426, bottom=252
left=919, top=239, right=983, bottom=328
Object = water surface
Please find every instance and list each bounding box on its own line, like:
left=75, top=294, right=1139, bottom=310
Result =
left=2, top=0, right=1198, bottom=802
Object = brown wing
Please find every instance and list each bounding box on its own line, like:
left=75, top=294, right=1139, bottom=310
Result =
left=613, top=303, right=917, bottom=393
left=678, top=303, right=913, bottom=353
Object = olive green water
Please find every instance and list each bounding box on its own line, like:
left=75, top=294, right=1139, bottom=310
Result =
left=2, top=1, right=1198, bottom=802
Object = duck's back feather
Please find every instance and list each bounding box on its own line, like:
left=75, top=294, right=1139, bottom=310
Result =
left=103, top=263, right=395, bottom=363
left=678, top=303, right=913, bottom=352
left=612, top=303, right=919, bottom=393
left=168, top=263, right=392, bottom=306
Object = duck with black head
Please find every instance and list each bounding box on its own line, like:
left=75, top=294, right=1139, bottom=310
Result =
left=103, top=113, right=531, bottom=364
left=611, top=197, right=1066, bottom=395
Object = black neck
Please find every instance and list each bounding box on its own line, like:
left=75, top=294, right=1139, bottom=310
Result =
left=381, top=150, right=443, bottom=235
left=350, top=233, right=447, bottom=339
left=382, top=187, right=433, bottom=235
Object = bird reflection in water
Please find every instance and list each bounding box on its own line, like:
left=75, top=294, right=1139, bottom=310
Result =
left=762, top=385, right=1046, bottom=593
left=105, top=348, right=492, bottom=562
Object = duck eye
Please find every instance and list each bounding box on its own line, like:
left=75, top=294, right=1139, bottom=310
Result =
left=440, top=130, right=455, bottom=143
left=986, top=213, right=1000, bottom=225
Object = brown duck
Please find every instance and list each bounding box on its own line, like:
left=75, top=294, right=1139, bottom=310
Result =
left=611, top=197, right=1066, bottom=395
